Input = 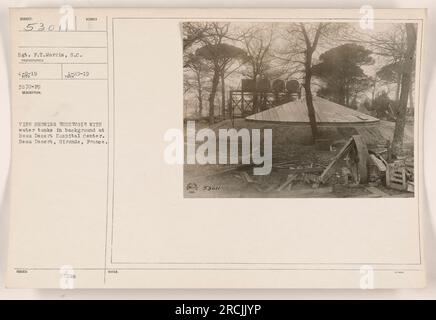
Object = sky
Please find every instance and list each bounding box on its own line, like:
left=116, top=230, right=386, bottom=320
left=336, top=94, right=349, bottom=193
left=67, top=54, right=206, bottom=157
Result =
left=183, top=21, right=414, bottom=116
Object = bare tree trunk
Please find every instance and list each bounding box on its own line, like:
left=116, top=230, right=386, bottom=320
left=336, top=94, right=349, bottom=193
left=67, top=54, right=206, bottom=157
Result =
left=395, top=72, right=402, bottom=101
left=409, top=82, right=414, bottom=110
left=300, top=24, right=322, bottom=143
left=345, top=83, right=350, bottom=107
left=220, top=70, right=225, bottom=117
left=252, top=74, right=259, bottom=113
left=196, top=71, right=203, bottom=117
left=198, top=94, right=203, bottom=118
left=392, top=24, right=416, bottom=157
left=371, top=78, right=377, bottom=104
left=208, top=67, right=220, bottom=124
left=338, top=87, right=346, bottom=106
left=304, top=50, right=318, bottom=141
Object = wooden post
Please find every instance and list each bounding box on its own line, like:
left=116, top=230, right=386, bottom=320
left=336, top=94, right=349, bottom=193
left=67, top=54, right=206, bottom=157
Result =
left=229, top=90, right=233, bottom=118
left=386, top=139, right=392, bottom=162
left=241, top=90, right=245, bottom=115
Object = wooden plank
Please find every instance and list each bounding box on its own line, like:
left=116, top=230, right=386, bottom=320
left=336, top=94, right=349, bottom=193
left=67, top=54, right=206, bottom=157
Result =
left=273, top=167, right=324, bottom=173
left=386, top=163, right=407, bottom=191
left=319, top=137, right=354, bottom=183
left=353, top=135, right=368, bottom=184
left=369, top=154, right=387, bottom=171
left=276, top=174, right=297, bottom=191
left=240, top=171, right=257, bottom=184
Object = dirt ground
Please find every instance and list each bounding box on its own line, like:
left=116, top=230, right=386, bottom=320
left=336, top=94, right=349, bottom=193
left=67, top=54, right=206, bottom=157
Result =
left=183, top=120, right=414, bottom=198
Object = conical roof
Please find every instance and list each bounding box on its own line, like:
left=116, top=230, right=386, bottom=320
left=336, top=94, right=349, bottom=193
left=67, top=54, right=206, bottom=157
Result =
left=245, top=97, right=379, bottom=125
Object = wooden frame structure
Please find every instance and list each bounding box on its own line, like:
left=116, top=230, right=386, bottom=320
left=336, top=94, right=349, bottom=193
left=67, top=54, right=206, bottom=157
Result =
left=229, top=90, right=298, bottom=117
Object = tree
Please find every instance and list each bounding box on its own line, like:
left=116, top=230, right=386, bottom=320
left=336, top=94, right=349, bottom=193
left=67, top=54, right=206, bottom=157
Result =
left=241, top=26, right=275, bottom=79
left=349, top=24, right=416, bottom=104
left=371, top=91, right=395, bottom=120
left=350, top=23, right=417, bottom=156
left=391, top=24, right=417, bottom=157
left=184, top=53, right=208, bottom=117
left=376, top=62, right=403, bottom=101
left=285, top=22, right=342, bottom=142
left=183, top=22, right=213, bottom=51
left=299, top=23, right=324, bottom=141
left=219, top=51, right=248, bottom=117
left=278, top=23, right=345, bottom=142
left=312, top=43, right=374, bottom=108
left=240, top=25, right=275, bottom=112
left=196, top=41, right=247, bottom=124
left=367, top=25, right=409, bottom=102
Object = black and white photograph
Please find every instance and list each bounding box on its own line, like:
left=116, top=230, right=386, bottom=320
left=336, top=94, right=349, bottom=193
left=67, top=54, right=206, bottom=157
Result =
left=183, top=21, right=418, bottom=198
left=1, top=5, right=432, bottom=295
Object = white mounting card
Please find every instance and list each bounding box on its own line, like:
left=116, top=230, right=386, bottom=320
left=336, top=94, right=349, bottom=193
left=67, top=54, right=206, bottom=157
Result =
left=6, top=7, right=426, bottom=288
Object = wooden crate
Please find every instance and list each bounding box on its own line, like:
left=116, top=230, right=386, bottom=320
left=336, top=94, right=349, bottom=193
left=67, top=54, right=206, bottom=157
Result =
left=386, top=162, right=407, bottom=191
